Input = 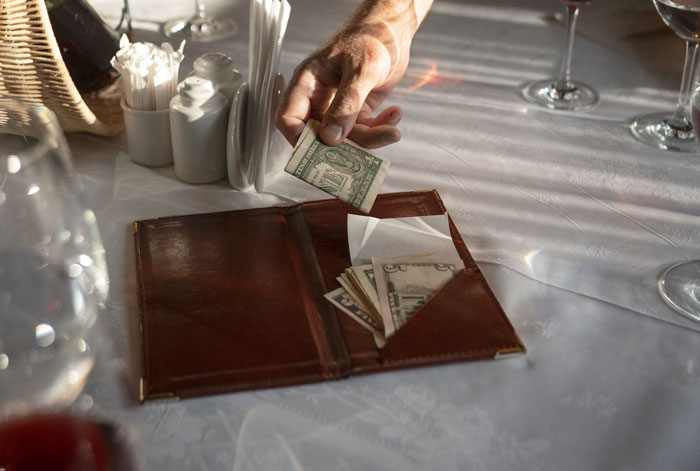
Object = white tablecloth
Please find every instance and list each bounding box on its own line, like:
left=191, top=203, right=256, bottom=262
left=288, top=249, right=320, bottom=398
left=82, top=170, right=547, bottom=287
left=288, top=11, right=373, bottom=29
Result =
left=72, top=0, right=700, bottom=469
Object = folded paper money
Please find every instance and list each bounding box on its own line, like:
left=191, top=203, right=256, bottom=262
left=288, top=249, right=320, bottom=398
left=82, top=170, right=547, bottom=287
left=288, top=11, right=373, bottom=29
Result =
left=134, top=190, right=525, bottom=401
left=326, top=254, right=466, bottom=347
left=285, top=119, right=390, bottom=213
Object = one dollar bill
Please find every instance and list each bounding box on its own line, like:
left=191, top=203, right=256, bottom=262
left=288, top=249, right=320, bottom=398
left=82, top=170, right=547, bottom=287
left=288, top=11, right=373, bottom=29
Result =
left=284, top=119, right=391, bottom=213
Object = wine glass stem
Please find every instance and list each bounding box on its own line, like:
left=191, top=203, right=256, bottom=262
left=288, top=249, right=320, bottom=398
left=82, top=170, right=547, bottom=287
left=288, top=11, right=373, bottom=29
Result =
left=194, top=0, right=206, bottom=19
left=669, top=40, right=699, bottom=128
left=555, top=5, right=580, bottom=88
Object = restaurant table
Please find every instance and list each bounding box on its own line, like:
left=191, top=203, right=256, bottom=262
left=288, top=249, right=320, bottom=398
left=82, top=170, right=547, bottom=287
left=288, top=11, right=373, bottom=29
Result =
left=65, top=0, right=700, bottom=469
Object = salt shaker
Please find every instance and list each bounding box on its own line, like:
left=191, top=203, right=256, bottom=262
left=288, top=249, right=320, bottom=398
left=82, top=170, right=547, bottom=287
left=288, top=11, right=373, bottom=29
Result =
left=191, top=52, right=243, bottom=103
left=169, top=76, right=228, bottom=184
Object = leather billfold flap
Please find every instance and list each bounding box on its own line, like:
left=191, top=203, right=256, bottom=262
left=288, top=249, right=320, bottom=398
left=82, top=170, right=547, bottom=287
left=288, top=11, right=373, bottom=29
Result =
left=134, top=190, right=524, bottom=401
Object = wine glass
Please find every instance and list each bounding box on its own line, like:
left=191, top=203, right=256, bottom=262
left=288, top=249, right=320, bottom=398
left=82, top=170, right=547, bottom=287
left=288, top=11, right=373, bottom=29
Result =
left=630, top=0, right=700, bottom=152
left=163, top=0, right=238, bottom=43
left=659, top=261, right=700, bottom=321
left=0, top=98, right=109, bottom=417
left=521, top=0, right=599, bottom=110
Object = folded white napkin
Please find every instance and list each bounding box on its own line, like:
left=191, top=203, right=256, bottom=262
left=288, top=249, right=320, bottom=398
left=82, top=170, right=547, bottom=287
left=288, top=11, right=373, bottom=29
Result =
left=229, top=0, right=290, bottom=192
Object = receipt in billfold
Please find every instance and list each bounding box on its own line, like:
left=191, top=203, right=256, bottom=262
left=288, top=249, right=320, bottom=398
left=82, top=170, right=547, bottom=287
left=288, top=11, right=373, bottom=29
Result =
left=347, top=213, right=460, bottom=266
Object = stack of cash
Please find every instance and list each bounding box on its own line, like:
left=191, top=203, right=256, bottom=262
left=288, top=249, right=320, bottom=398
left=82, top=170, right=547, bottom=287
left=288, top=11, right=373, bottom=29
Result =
left=324, top=254, right=465, bottom=346
left=284, top=119, right=391, bottom=214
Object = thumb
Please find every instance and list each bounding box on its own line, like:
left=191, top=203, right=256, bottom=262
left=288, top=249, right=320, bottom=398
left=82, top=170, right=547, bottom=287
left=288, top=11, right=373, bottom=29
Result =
left=320, top=74, right=374, bottom=146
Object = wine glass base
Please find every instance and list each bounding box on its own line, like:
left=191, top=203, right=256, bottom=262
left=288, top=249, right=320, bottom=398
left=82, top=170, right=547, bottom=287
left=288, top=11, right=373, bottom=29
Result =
left=658, top=261, right=700, bottom=322
left=630, top=111, right=700, bottom=153
left=521, top=78, right=599, bottom=111
left=164, top=15, right=237, bottom=42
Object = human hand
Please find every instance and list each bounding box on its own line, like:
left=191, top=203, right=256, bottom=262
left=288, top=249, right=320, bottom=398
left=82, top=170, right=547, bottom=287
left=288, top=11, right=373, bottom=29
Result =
left=277, top=0, right=432, bottom=149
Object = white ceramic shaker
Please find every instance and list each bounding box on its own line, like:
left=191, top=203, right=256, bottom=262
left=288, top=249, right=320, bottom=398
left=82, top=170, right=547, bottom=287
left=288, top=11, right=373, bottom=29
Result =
left=169, top=76, right=228, bottom=184
left=191, top=52, right=243, bottom=103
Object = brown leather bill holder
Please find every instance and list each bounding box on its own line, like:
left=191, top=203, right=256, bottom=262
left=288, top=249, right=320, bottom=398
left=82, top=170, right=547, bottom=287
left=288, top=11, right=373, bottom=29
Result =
left=134, top=190, right=525, bottom=401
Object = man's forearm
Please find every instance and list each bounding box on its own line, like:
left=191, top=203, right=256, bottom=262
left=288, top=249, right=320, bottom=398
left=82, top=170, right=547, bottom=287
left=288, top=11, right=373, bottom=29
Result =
left=355, top=0, right=433, bottom=30
left=342, top=0, right=434, bottom=49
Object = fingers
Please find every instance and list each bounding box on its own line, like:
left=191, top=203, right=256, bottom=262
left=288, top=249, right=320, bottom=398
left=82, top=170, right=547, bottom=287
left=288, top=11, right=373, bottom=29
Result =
left=358, top=105, right=402, bottom=127
left=276, top=67, right=334, bottom=146
left=276, top=58, right=403, bottom=149
left=346, top=105, right=402, bottom=148
left=276, top=76, right=311, bottom=145
left=277, top=116, right=306, bottom=147
left=320, top=72, right=376, bottom=146
left=348, top=123, right=401, bottom=149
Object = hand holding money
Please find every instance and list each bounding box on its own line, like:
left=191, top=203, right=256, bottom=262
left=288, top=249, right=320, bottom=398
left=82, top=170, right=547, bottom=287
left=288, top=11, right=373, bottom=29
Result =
left=325, top=254, right=464, bottom=347
left=274, top=0, right=436, bottom=148
left=285, top=119, right=391, bottom=213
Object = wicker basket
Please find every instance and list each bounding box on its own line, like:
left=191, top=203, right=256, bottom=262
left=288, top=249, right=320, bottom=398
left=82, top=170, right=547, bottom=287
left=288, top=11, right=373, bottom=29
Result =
left=0, top=0, right=123, bottom=135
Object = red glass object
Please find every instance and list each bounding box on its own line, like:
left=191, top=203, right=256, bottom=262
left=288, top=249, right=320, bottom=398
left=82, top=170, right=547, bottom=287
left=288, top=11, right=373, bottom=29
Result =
left=0, top=414, right=110, bottom=471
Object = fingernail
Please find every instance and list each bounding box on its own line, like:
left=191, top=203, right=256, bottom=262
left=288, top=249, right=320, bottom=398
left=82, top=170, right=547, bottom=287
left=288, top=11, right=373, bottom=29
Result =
left=387, top=110, right=401, bottom=125
left=321, top=123, right=343, bottom=144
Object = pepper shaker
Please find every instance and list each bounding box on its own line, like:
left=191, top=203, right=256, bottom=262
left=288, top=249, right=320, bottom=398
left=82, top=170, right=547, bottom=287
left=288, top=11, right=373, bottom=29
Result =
left=169, top=76, right=228, bottom=184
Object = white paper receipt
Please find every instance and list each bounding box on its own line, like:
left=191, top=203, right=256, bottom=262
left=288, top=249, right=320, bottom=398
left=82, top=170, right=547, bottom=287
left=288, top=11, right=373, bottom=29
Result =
left=347, top=213, right=460, bottom=266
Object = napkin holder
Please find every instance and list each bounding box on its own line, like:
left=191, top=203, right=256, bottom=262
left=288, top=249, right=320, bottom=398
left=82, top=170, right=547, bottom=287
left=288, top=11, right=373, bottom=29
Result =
left=133, top=190, right=525, bottom=401
left=227, top=73, right=288, bottom=191
left=227, top=0, right=291, bottom=192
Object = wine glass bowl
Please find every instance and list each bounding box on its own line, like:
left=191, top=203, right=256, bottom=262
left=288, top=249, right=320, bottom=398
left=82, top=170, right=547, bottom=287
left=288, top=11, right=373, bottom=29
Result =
left=0, top=99, right=109, bottom=417
left=521, top=0, right=599, bottom=111
left=630, top=0, right=700, bottom=152
left=163, top=0, right=237, bottom=43
left=654, top=0, right=700, bottom=41
left=659, top=261, right=700, bottom=322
